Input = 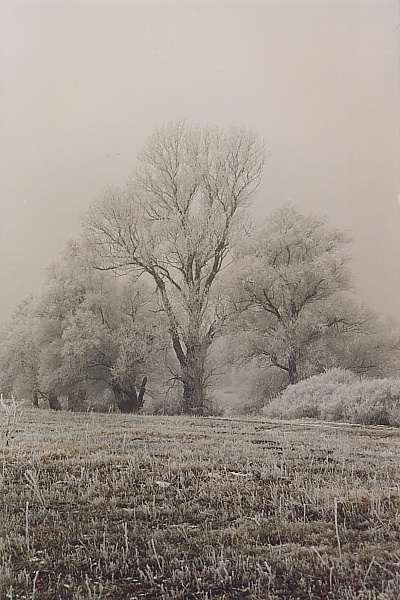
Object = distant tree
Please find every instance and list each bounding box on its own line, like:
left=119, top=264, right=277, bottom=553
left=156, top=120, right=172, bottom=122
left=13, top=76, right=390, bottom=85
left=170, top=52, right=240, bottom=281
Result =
left=224, top=204, right=371, bottom=385
left=0, top=297, right=41, bottom=404
left=85, top=122, right=265, bottom=413
left=329, top=315, right=400, bottom=378
left=35, top=240, right=166, bottom=413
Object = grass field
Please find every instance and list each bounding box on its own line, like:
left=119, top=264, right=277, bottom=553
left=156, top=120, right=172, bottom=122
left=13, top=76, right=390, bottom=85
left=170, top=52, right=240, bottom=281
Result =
left=0, top=408, right=399, bottom=599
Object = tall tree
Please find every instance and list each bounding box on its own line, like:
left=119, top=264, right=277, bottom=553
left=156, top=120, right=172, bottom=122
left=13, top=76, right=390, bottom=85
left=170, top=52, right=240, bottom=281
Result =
left=224, top=203, right=369, bottom=385
left=85, top=122, right=265, bottom=413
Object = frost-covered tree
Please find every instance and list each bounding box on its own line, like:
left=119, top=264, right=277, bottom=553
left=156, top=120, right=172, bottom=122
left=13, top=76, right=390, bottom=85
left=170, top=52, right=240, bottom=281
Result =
left=0, top=297, right=42, bottom=405
left=329, top=315, right=400, bottom=378
left=225, top=203, right=369, bottom=385
left=85, top=122, right=265, bottom=413
left=35, top=240, right=166, bottom=412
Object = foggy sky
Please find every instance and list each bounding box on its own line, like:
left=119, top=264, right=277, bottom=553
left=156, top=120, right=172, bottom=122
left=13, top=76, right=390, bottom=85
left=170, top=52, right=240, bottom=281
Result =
left=1, top=0, right=399, bottom=323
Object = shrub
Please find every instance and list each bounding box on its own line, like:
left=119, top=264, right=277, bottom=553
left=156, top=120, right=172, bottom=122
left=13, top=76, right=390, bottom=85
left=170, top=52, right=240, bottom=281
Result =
left=263, top=369, right=400, bottom=427
left=347, top=378, right=400, bottom=426
left=264, top=369, right=358, bottom=420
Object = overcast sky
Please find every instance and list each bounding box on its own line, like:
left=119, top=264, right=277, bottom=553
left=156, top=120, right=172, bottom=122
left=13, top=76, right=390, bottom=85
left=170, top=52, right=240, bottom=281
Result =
left=1, top=0, right=399, bottom=323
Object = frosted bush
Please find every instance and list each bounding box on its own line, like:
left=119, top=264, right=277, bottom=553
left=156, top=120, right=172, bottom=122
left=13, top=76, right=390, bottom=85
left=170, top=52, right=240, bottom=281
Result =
left=263, top=370, right=400, bottom=427
left=346, top=378, right=400, bottom=426
left=264, top=369, right=358, bottom=420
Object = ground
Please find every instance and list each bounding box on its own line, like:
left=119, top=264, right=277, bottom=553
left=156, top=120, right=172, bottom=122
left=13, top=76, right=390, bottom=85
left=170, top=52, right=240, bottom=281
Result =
left=0, top=408, right=399, bottom=599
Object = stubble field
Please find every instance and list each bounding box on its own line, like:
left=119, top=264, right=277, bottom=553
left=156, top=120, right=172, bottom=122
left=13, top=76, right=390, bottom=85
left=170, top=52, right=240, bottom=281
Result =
left=0, top=408, right=399, bottom=599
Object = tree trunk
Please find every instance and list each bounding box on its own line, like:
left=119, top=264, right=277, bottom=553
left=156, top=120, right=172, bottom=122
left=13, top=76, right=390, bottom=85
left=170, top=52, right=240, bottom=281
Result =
left=32, top=391, right=39, bottom=408
left=181, top=344, right=207, bottom=415
left=155, top=275, right=211, bottom=415
left=137, top=376, right=147, bottom=411
left=48, top=393, right=62, bottom=411
left=182, top=379, right=205, bottom=414
left=117, top=391, right=137, bottom=413
left=288, top=355, right=299, bottom=385
left=111, top=378, right=147, bottom=414
left=111, top=380, right=124, bottom=411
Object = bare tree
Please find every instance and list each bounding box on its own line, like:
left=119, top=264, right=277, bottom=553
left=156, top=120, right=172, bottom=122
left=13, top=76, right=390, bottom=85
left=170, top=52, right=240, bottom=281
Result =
left=224, top=203, right=369, bottom=385
left=85, top=122, right=265, bottom=413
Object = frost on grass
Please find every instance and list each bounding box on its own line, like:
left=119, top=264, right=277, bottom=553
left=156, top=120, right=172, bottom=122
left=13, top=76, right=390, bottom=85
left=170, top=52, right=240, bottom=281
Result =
left=0, top=408, right=399, bottom=599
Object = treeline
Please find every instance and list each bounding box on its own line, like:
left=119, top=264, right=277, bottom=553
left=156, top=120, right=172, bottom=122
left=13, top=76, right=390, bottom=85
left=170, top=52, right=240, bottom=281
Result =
left=1, top=123, right=399, bottom=414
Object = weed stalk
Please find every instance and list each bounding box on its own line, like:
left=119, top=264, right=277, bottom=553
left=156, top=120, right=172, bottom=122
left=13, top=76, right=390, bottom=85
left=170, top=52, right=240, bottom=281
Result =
left=25, top=501, right=30, bottom=554
left=334, top=497, right=342, bottom=560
